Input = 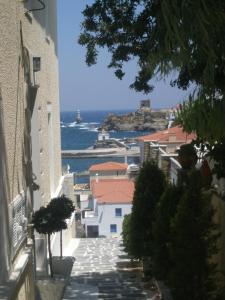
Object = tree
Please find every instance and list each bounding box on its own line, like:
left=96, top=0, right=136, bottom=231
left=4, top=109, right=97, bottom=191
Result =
left=175, top=95, right=225, bottom=143
left=152, top=184, right=182, bottom=281
left=32, top=206, right=67, bottom=277
left=169, top=170, right=219, bottom=300
left=48, top=195, right=75, bottom=258
left=79, top=1, right=225, bottom=95
left=129, top=161, right=166, bottom=260
left=79, top=1, right=225, bottom=141
left=122, top=214, right=132, bottom=255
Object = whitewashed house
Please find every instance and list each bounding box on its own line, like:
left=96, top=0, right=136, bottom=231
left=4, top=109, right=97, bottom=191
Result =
left=85, top=179, right=134, bottom=237
left=137, top=126, right=196, bottom=183
left=89, top=161, right=128, bottom=182
left=98, top=129, right=110, bottom=141
left=138, top=126, right=196, bottom=164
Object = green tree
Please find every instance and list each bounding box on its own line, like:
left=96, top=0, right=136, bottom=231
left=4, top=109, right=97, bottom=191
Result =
left=32, top=206, right=67, bottom=277
left=169, top=170, right=219, bottom=300
left=79, top=1, right=225, bottom=142
left=152, top=184, right=182, bottom=281
left=129, top=161, right=166, bottom=260
left=48, top=195, right=75, bottom=258
left=175, top=95, right=225, bottom=143
left=122, top=214, right=132, bottom=255
left=79, top=1, right=225, bottom=94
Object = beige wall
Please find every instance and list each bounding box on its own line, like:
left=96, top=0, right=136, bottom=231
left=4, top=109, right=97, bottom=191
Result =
left=0, top=0, right=61, bottom=297
left=0, top=0, right=61, bottom=206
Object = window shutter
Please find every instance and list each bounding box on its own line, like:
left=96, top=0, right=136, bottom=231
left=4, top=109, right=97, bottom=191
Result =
left=10, top=192, right=27, bottom=254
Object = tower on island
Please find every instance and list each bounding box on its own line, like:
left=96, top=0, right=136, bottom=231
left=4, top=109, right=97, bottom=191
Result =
left=140, top=99, right=151, bottom=110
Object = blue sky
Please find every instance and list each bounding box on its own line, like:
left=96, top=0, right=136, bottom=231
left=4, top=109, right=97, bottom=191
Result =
left=57, top=0, right=192, bottom=111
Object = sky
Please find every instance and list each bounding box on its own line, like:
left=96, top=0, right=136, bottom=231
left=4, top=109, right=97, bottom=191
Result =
left=57, top=0, right=192, bottom=111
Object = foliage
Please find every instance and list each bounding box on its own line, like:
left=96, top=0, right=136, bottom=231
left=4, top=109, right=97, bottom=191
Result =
left=47, top=195, right=75, bottom=258
left=79, top=0, right=225, bottom=94
left=32, top=205, right=67, bottom=277
left=152, top=184, right=182, bottom=281
left=79, top=1, right=225, bottom=144
left=175, top=93, right=225, bottom=143
left=208, top=141, right=225, bottom=179
left=121, top=214, right=132, bottom=255
left=32, top=206, right=67, bottom=235
left=32, top=196, right=75, bottom=276
left=169, top=170, right=219, bottom=300
left=177, top=143, right=197, bottom=158
left=32, top=195, right=75, bottom=235
left=48, top=195, right=75, bottom=220
left=191, top=139, right=225, bottom=180
left=177, top=143, right=198, bottom=170
left=129, top=161, right=166, bottom=259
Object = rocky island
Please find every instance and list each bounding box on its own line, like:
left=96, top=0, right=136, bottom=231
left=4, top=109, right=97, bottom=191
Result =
left=99, top=100, right=170, bottom=132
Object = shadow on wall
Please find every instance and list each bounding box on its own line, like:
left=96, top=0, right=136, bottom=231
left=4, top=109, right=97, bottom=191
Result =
left=0, top=85, right=11, bottom=282
left=23, top=0, right=58, bottom=55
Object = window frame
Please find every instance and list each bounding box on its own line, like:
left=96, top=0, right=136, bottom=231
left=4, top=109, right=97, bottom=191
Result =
left=110, top=224, right=117, bottom=233
left=115, top=208, right=122, bottom=217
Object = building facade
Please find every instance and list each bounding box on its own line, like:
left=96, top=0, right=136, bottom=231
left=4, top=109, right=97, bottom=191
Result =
left=138, top=126, right=196, bottom=164
left=85, top=179, right=134, bottom=238
left=89, top=162, right=128, bottom=182
left=0, top=1, right=74, bottom=298
left=137, top=126, right=196, bottom=183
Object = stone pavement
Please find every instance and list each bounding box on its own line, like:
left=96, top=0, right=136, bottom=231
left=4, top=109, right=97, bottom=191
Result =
left=63, top=238, right=154, bottom=300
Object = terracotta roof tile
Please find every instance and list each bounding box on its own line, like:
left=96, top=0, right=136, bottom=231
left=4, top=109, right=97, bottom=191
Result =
left=137, top=126, right=196, bottom=143
left=89, top=162, right=128, bottom=172
left=91, top=179, right=134, bottom=204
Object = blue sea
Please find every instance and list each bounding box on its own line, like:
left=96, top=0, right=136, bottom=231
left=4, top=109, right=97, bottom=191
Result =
left=60, top=110, right=148, bottom=182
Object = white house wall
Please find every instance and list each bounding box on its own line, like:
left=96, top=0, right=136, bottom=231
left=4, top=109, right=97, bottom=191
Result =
left=97, top=203, right=132, bottom=237
left=80, top=194, right=89, bottom=210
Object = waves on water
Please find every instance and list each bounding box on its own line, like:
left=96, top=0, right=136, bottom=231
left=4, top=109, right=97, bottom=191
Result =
left=61, top=120, right=100, bottom=132
left=60, top=110, right=146, bottom=179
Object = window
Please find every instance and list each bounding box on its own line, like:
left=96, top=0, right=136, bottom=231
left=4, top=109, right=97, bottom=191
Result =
left=115, top=208, right=122, bottom=217
left=10, top=192, right=27, bottom=254
left=110, top=224, right=117, bottom=233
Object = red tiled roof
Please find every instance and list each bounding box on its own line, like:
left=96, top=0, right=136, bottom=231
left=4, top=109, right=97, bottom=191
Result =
left=89, top=162, right=128, bottom=172
left=91, top=179, right=134, bottom=204
left=137, top=126, right=196, bottom=143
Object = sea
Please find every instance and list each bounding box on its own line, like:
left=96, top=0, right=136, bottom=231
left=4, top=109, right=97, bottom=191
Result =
left=60, top=110, right=148, bottom=183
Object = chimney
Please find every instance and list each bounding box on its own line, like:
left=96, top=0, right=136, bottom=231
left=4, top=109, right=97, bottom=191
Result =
left=168, top=133, right=176, bottom=142
left=95, top=173, right=99, bottom=183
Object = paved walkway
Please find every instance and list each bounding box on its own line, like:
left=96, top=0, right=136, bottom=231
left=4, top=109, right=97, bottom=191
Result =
left=63, top=238, right=154, bottom=300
